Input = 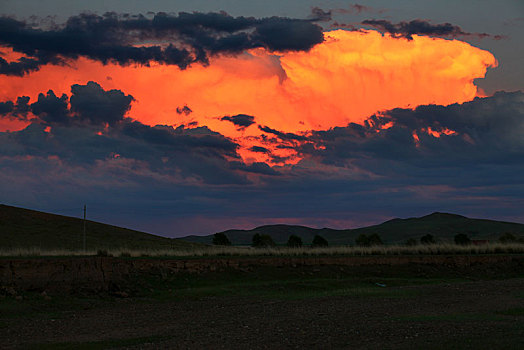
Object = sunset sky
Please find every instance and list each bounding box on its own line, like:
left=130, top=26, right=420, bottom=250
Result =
left=1, top=0, right=523, bottom=237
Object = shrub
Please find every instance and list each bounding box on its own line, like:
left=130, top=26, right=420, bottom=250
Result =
left=368, top=233, right=383, bottom=246
left=212, top=232, right=232, bottom=246
left=355, top=234, right=370, bottom=247
left=119, top=251, right=131, bottom=257
left=96, top=249, right=110, bottom=257
left=499, top=232, right=517, bottom=243
left=252, top=233, right=262, bottom=247
left=405, top=238, right=418, bottom=246
left=287, top=235, right=303, bottom=248
left=252, top=233, right=276, bottom=248
left=420, top=234, right=436, bottom=245
left=312, top=235, right=328, bottom=247
left=454, top=233, right=471, bottom=245
left=356, top=233, right=383, bottom=247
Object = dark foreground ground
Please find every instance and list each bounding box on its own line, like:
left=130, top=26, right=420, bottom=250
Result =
left=1, top=260, right=524, bottom=349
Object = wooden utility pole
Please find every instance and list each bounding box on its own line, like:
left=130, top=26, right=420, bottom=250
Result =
left=83, top=204, right=86, bottom=252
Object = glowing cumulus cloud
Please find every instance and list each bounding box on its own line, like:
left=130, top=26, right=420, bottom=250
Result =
left=0, top=30, right=496, bottom=163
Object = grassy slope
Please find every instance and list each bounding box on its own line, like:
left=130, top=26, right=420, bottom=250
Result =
left=181, top=212, right=524, bottom=245
left=0, top=204, right=199, bottom=251
left=343, top=212, right=524, bottom=244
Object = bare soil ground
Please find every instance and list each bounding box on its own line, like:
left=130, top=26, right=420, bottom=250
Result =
left=1, top=262, right=523, bottom=349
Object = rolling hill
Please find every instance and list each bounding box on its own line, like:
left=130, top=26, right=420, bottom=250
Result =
left=183, top=225, right=352, bottom=246
left=181, top=212, right=524, bottom=246
left=0, top=204, right=199, bottom=251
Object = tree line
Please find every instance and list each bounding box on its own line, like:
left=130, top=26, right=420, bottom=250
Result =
left=212, top=231, right=524, bottom=247
left=212, top=232, right=328, bottom=248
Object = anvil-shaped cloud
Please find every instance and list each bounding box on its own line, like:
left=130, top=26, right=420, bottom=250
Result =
left=0, top=12, right=520, bottom=237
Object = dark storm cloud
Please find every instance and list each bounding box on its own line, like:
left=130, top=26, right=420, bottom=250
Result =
left=258, top=125, right=307, bottom=141
left=0, top=82, right=297, bottom=185
left=301, top=91, right=524, bottom=167
left=252, top=18, right=323, bottom=51
left=1, top=89, right=523, bottom=236
left=0, top=55, right=58, bottom=76
left=0, top=101, right=14, bottom=115
left=0, top=12, right=325, bottom=75
left=15, top=96, right=31, bottom=115
left=0, top=96, right=30, bottom=119
left=176, top=105, right=192, bottom=115
left=0, top=81, right=134, bottom=126
left=120, top=122, right=239, bottom=160
left=221, top=114, right=255, bottom=129
left=0, top=120, right=251, bottom=185
left=70, top=81, right=134, bottom=125
left=249, top=146, right=270, bottom=153
left=229, top=161, right=280, bottom=176
left=30, top=90, right=70, bottom=124
left=361, top=19, right=500, bottom=40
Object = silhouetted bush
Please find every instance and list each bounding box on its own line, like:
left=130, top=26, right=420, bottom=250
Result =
left=454, top=233, right=471, bottom=245
left=252, top=233, right=276, bottom=248
left=355, top=234, right=369, bottom=247
left=96, top=249, right=110, bottom=257
left=355, top=233, right=383, bottom=246
left=499, top=232, right=517, bottom=243
left=312, top=235, right=328, bottom=247
left=420, top=234, right=436, bottom=245
left=212, top=232, right=232, bottom=246
left=287, top=235, right=303, bottom=248
left=252, top=233, right=262, bottom=247
left=368, top=233, right=383, bottom=246
left=119, top=251, right=131, bottom=257
left=405, top=238, right=418, bottom=246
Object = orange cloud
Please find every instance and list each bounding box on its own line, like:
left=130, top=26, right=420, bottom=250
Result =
left=0, top=29, right=496, bottom=164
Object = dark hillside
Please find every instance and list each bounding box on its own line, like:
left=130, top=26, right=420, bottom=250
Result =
left=0, top=204, right=199, bottom=251
left=181, top=212, right=524, bottom=245
left=343, top=212, right=524, bottom=244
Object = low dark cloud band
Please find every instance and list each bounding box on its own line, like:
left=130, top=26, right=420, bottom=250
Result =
left=0, top=12, right=325, bottom=76
left=361, top=19, right=503, bottom=40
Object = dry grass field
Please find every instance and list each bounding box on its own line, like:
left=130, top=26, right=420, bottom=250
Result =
left=1, top=242, right=523, bottom=258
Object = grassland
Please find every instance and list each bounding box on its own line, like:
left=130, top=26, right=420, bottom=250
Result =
left=1, top=242, right=523, bottom=258
left=0, top=204, right=200, bottom=251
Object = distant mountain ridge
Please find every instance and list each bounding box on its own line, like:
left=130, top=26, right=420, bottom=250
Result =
left=181, top=212, right=524, bottom=245
left=0, top=204, right=199, bottom=250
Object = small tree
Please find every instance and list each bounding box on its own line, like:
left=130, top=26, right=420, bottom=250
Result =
left=312, top=235, right=328, bottom=247
left=252, top=233, right=262, bottom=247
left=454, top=233, right=470, bottom=245
left=405, top=238, right=418, bottom=246
left=355, top=234, right=370, bottom=247
left=356, top=233, right=383, bottom=246
left=368, top=233, right=383, bottom=246
left=261, top=234, right=276, bottom=247
left=252, top=233, right=276, bottom=248
left=287, top=234, right=303, bottom=248
left=420, top=234, right=436, bottom=245
left=212, top=232, right=231, bottom=246
left=499, top=232, right=517, bottom=243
